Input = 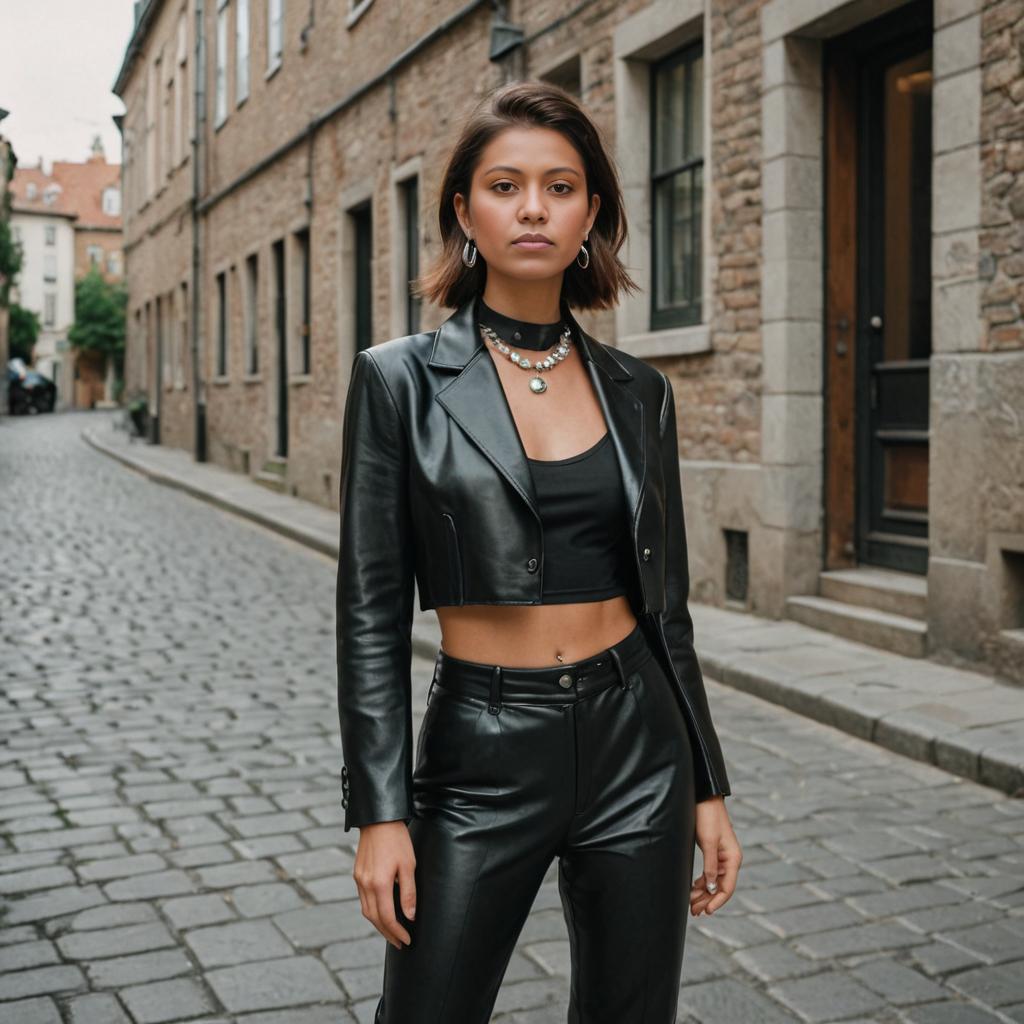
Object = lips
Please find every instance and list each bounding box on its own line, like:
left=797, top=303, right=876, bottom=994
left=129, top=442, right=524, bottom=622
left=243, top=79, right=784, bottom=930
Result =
left=512, top=236, right=553, bottom=249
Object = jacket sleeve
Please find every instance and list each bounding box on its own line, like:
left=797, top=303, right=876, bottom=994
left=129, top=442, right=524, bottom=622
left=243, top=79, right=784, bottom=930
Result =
left=336, top=348, right=416, bottom=831
left=658, top=371, right=732, bottom=803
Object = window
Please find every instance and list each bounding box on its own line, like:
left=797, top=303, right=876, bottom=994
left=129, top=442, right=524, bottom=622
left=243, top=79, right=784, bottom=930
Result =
left=351, top=201, right=372, bottom=354
left=401, top=177, right=421, bottom=334
left=178, top=281, right=188, bottom=388
left=651, top=42, right=703, bottom=329
left=540, top=55, right=581, bottom=98
left=135, top=308, right=146, bottom=382
left=44, top=293, right=56, bottom=327
left=176, top=12, right=189, bottom=163
left=158, top=294, right=169, bottom=385
left=43, top=184, right=60, bottom=206
left=295, top=227, right=310, bottom=373
left=216, top=270, right=228, bottom=376
left=107, top=251, right=122, bottom=276
left=163, top=60, right=174, bottom=180
left=215, top=1, right=229, bottom=126
left=26, top=182, right=37, bottom=200
left=154, top=55, right=164, bottom=188
left=87, top=245, right=103, bottom=268
left=267, top=0, right=282, bottom=70
left=44, top=225, right=55, bottom=245
left=245, top=252, right=259, bottom=374
left=44, top=252, right=57, bottom=282
left=236, top=0, right=250, bottom=103
left=102, top=186, right=122, bottom=216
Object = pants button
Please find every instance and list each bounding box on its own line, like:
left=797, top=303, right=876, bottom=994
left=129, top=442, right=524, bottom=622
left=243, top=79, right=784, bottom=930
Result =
left=558, top=673, right=573, bottom=689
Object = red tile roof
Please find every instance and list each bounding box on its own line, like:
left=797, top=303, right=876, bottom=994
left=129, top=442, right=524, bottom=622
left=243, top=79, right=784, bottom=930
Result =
left=11, top=152, right=122, bottom=229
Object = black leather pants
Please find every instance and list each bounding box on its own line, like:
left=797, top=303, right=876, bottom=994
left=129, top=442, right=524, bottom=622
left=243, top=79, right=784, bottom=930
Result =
left=374, top=620, right=697, bottom=1024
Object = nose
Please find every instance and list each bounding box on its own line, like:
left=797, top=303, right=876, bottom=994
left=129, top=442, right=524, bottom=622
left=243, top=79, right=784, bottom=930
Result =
left=518, top=185, right=548, bottom=221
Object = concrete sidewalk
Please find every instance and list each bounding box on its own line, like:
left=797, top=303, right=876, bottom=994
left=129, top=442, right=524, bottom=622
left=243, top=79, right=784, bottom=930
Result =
left=82, top=411, right=1024, bottom=797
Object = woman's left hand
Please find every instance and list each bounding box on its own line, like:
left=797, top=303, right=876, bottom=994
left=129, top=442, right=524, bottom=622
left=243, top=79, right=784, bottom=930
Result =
left=690, top=795, right=741, bottom=916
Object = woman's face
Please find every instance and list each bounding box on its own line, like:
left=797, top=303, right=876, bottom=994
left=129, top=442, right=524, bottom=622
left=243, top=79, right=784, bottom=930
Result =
left=454, top=126, right=600, bottom=284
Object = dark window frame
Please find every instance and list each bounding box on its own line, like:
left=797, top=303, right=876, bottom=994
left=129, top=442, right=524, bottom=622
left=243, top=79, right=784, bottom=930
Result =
left=216, top=269, right=228, bottom=377
left=402, top=177, right=420, bottom=335
left=245, top=251, right=259, bottom=375
left=650, top=39, right=704, bottom=331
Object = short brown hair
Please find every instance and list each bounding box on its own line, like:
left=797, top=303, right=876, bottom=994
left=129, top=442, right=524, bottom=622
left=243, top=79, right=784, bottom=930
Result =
left=414, top=80, right=639, bottom=312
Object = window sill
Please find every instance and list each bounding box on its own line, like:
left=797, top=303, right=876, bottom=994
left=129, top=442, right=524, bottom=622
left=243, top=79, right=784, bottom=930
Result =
left=265, top=59, right=281, bottom=81
left=214, top=114, right=227, bottom=132
left=346, top=0, right=374, bottom=29
left=289, top=372, right=312, bottom=385
left=242, top=372, right=263, bottom=384
left=615, top=322, right=711, bottom=360
left=211, top=374, right=231, bottom=386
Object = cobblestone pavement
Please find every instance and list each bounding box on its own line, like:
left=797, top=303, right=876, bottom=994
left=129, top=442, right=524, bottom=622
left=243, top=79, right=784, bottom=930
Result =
left=2, top=411, right=1023, bottom=1024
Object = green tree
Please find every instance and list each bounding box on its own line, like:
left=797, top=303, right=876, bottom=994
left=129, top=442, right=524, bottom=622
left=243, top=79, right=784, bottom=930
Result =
left=68, top=265, right=127, bottom=402
left=8, top=303, right=39, bottom=362
left=1, top=143, right=23, bottom=308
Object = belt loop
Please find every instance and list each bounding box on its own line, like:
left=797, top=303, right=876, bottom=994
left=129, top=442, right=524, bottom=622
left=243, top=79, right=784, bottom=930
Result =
left=488, top=664, right=502, bottom=715
left=609, top=646, right=630, bottom=690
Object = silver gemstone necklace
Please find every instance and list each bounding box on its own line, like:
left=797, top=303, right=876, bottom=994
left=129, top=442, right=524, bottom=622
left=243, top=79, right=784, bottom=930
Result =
left=478, top=321, right=573, bottom=394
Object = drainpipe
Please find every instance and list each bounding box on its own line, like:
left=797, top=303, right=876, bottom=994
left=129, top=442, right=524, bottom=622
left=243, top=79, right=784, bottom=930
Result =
left=191, top=0, right=207, bottom=461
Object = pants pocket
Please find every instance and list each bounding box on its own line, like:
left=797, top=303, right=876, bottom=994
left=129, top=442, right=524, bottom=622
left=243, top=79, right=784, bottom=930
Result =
left=412, top=686, right=502, bottom=799
left=627, top=656, right=693, bottom=765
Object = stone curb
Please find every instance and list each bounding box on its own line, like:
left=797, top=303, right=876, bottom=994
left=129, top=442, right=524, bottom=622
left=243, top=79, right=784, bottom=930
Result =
left=698, top=651, right=1024, bottom=797
left=83, top=423, right=1024, bottom=799
left=81, top=427, right=339, bottom=559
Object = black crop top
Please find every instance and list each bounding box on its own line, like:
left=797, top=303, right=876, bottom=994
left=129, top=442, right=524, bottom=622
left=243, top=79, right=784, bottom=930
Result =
left=526, top=434, right=632, bottom=603
left=476, top=294, right=633, bottom=604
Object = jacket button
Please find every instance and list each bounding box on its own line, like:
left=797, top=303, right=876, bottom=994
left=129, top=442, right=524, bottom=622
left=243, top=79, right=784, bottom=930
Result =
left=642, top=547, right=652, bottom=561
left=526, top=557, right=538, bottom=573
left=558, top=673, right=573, bottom=689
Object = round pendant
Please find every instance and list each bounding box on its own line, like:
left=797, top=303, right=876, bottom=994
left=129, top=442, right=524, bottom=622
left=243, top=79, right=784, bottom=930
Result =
left=529, top=376, right=547, bottom=394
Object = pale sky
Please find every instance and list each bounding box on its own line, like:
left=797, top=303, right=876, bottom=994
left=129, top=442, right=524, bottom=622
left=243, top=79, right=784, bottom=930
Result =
left=0, top=1, right=137, bottom=172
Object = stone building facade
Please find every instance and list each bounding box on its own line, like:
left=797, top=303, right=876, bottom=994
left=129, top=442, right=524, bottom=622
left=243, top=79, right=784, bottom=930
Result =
left=115, top=0, right=1024, bottom=683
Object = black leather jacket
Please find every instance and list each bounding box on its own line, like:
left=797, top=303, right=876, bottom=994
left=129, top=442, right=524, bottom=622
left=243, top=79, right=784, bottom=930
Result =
left=336, top=295, right=732, bottom=830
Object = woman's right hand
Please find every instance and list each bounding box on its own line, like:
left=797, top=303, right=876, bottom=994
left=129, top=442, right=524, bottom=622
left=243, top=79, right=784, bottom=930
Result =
left=353, top=820, right=417, bottom=949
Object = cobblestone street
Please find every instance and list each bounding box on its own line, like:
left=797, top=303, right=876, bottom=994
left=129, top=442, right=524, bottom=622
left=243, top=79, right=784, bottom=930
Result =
left=2, top=411, right=1023, bottom=1024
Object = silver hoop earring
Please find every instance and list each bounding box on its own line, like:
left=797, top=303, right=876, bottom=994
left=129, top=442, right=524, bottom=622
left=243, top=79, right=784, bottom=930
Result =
left=462, top=237, right=478, bottom=268
left=576, top=243, right=590, bottom=269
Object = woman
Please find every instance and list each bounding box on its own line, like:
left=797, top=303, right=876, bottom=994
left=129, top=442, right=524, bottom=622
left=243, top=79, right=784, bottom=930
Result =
left=336, top=80, right=742, bottom=1023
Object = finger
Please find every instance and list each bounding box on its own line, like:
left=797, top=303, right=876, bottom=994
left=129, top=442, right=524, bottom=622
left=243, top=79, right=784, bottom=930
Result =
left=690, top=894, right=714, bottom=916
left=377, top=882, right=411, bottom=948
left=366, top=887, right=401, bottom=950
left=397, top=860, right=417, bottom=922
left=704, top=867, right=737, bottom=914
left=700, top=838, right=720, bottom=896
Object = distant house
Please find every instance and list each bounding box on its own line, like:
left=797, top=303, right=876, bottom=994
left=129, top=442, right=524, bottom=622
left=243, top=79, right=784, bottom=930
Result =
left=9, top=137, right=123, bottom=408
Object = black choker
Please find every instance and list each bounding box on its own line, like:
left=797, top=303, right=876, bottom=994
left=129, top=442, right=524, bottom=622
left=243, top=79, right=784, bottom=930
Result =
left=476, top=296, right=568, bottom=351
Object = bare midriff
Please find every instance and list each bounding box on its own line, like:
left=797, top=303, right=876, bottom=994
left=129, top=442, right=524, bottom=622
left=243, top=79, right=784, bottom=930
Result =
left=435, top=595, right=638, bottom=668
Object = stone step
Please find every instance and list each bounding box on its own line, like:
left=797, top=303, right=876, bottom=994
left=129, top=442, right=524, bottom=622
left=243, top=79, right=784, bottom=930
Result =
left=785, top=594, right=928, bottom=658
left=260, top=456, right=288, bottom=478
left=819, top=567, right=927, bottom=620
left=253, top=470, right=287, bottom=493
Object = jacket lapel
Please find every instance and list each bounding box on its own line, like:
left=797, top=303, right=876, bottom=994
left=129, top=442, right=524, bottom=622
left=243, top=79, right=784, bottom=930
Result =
left=429, top=296, right=645, bottom=533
